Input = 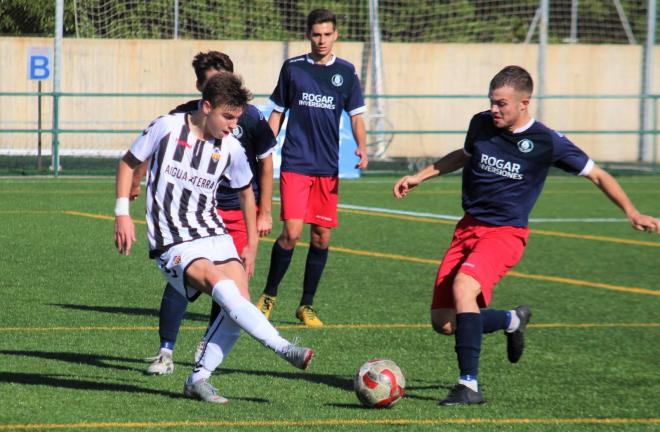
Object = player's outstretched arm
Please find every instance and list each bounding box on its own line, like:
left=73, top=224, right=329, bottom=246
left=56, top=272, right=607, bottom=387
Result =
left=586, top=164, right=660, bottom=233
left=351, top=114, right=368, bottom=169
left=114, top=153, right=140, bottom=255
left=393, top=148, right=468, bottom=199
left=268, top=110, right=284, bottom=138
left=238, top=185, right=258, bottom=278
left=257, top=155, right=274, bottom=237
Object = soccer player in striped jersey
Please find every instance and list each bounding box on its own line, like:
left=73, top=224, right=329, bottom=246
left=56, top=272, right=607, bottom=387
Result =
left=130, top=52, right=277, bottom=376
left=256, top=8, right=369, bottom=327
left=393, top=66, right=659, bottom=406
left=114, top=73, right=313, bottom=403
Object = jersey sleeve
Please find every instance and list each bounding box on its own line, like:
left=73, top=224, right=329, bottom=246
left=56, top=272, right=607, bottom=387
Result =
left=552, top=132, right=593, bottom=176
left=128, top=116, right=166, bottom=162
left=463, top=114, right=480, bottom=156
left=224, top=138, right=254, bottom=189
left=253, top=109, right=277, bottom=159
left=268, top=62, right=289, bottom=113
left=346, top=71, right=366, bottom=116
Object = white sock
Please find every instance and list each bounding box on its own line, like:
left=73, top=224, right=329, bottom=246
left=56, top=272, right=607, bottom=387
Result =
left=506, top=310, right=520, bottom=333
left=458, top=377, right=479, bottom=392
left=196, top=309, right=241, bottom=373
left=159, top=348, right=173, bottom=357
left=189, top=365, right=212, bottom=383
left=212, top=280, right=289, bottom=353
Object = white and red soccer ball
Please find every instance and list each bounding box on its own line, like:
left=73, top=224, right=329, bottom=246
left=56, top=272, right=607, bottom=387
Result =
left=354, top=359, right=406, bottom=408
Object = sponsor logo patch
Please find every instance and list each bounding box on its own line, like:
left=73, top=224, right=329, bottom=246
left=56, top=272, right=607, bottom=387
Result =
left=517, top=139, right=534, bottom=153
left=211, top=148, right=221, bottom=162
left=299, top=92, right=335, bottom=110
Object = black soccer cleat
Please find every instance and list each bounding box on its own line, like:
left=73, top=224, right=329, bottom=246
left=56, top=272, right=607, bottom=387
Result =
left=506, top=305, right=532, bottom=363
left=439, top=384, right=485, bottom=406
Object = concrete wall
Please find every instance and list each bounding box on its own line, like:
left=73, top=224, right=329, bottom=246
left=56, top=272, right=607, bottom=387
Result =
left=1, top=37, right=658, bottom=162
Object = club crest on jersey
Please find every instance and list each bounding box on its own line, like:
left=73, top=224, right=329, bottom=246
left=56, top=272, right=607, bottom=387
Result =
left=331, top=74, right=343, bottom=87
left=517, top=139, right=534, bottom=153
left=173, top=255, right=182, bottom=265
left=211, top=148, right=221, bottom=162
left=232, top=125, right=243, bottom=139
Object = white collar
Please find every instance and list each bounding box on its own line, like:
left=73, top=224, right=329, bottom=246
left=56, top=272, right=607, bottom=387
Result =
left=513, top=117, right=535, bottom=134
left=305, top=53, right=336, bottom=66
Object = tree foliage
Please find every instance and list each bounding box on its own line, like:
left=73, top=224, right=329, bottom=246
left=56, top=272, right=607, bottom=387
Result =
left=0, top=0, right=654, bottom=44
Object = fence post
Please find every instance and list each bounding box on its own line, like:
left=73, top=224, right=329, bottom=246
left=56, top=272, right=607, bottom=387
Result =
left=52, top=0, right=63, bottom=176
left=368, top=0, right=386, bottom=160
left=639, top=0, right=656, bottom=162
left=173, top=0, right=179, bottom=39
left=537, top=0, right=548, bottom=121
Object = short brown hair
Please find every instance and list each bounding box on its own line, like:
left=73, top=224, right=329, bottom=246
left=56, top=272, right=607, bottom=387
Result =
left=192, top=51, right=234, bottom=83
left=489, top=66, right=534, bottom=96
left=306, top=8, right=336, bottom=33
left=202, top=72, right=252, bottom=109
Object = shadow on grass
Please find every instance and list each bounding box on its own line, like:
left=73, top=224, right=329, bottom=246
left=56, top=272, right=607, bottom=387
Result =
left=0, top=371, right=186, bottom=399
left=49, top=303, right=209, bottom=322
left=220, top=368, right=438, bottom=402
left=0, top=350, right=179, bottom=374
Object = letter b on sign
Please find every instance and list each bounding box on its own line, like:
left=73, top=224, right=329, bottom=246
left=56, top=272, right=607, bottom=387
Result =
left=28, top=47, right=51, bottom=80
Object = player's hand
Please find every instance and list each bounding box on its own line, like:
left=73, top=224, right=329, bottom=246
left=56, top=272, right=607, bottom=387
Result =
left=393, top=175, right=420, bottom=199
left=257, top=210, right=272, bottom=237
left=355, top=147, right=369, bottom=169
left=629, top=213, right=660, bottom=233
left=114, top=215, right=136, bottom=255
left=129, top=182, right=141, bottom=201
left=241, top=243, right=258, bottom=279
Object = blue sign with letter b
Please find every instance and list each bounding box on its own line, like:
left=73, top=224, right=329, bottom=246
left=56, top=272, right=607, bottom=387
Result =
left=28, top=47, right=51, bottom=80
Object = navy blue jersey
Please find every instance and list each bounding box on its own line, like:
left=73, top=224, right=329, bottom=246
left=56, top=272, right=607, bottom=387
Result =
left=462, top=111, right=593, bottom=227
left=170, top=101, right=276, bottom=210
left=270, top=54, right=366, bottom=176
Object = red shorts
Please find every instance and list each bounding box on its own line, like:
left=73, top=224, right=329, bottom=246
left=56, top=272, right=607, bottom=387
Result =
left=280, top=171, right=339, bottom=228
left=217, top=207, right=256, bottom=256
left=431, top=213, right=529, bottom=309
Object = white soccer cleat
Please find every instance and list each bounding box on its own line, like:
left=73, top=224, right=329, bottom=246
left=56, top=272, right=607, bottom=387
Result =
left=183, top=378, right=229, bottom=404
left=278, top=340, right=314, bottom=370
left=145, top=353, right=174, bottom=375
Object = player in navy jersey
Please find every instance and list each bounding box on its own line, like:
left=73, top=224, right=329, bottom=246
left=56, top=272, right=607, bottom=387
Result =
left=129, top=51, right=277, bottom=375
left=393, top=66, right=659, bottom=406
left=256, top=8, right=369, bottom=327
left=114, top=73, right=313, bottom=403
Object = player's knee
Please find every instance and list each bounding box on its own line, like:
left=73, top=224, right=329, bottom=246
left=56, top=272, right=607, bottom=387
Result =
left=432, top=319, right=455, bottom=335
left=279, top=228, right=302, bottom=248
left=310, top=226, right=331, bottom=249
left=310, top=236, right=330, bottom=249
left=431, top=310, right=456, bottom=335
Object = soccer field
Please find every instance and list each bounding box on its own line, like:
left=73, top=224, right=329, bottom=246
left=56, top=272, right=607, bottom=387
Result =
left=0, top=175, right=658, bottom=431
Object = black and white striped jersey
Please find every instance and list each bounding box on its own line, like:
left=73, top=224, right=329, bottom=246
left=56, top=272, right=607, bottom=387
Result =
left=128, top=113, right=253, bottom=258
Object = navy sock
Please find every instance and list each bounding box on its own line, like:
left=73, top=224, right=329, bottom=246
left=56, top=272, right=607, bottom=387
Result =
left=206, top=300, right=221, bottom=334
left=263, top=241, right=294, bottom=297
left=455, top=312, right=483, bottom=378
left=481, top=309, right=510, bottom=334
left=300, top=245, right=329, bottom=306
left=159, top=283, right=188, bottom=349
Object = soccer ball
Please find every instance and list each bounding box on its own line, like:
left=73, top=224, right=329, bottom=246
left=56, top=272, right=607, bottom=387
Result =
left=354, top=359, right=406, bottom=408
